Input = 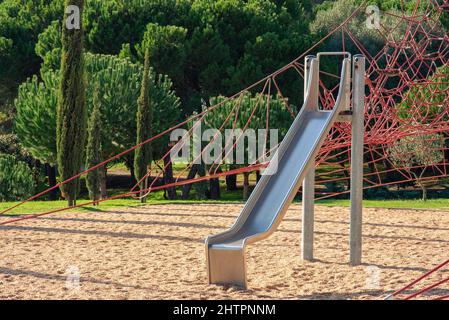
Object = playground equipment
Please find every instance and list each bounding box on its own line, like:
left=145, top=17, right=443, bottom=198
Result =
left=2, top=1, right=447, bottom=227
left=1, top=0, right=447, bottom=299
left=386, top=258, right=449, bottom=300
left=206, top=53, right=366, bottom=288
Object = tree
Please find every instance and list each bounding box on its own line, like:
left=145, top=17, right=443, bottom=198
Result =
left=396, top=65, right=449, bottom=175
left=83, top=0, right=190, bottom=55
left=35, top=20, right=63, bottom=75
left=0, top=0, right=63, bottom=84
left=35, top=20, right=183, bottom=153
left=15, top=72, right=59, bottom=165
left=310, top=0, right=385, bottom=76
left=57, top=0, right=87, bottom=206
left=118, top=0, right=312, bottom=115
left=16, top=52, right=182, bottom=198
left=14, top=71, right=59, bottom=200
left=397, top=66, right=449, bottom=123
left=134, top=49, right=153, bottom=203
left=204, top=92, right=296, bottom=199
left=85, top=89, right=102, bottom=203
left=389, top=133, right=444, bottom=201
left=0, top=134, right=32, bottom=164
left=0, top=154, right=35, bottom=202
left=20, top=27, right=182, bottom=198
left=135, top=23, right=188, bottom=95
left=14, top=0, right=313, bottom=118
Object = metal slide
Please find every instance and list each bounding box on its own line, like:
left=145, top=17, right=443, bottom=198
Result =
left=206, top=55, right=352, bottom=288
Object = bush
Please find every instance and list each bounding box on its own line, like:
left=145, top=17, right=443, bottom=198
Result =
left=0, top=133, right=33, bottom=163
left=0, top=154, right=35, bottom=202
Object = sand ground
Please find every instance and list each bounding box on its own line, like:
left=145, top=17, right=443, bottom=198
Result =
left=0, top=203, right=448, bottom=300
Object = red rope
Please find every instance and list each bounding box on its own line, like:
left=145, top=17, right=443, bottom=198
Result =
left=1, top=1, right=449, bottom=238
left=387, top=259, right=449, bottom=299
left=404, top=276, right=449, bottom=300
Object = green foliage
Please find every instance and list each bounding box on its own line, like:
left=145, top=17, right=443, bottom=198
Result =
left=0, top=109, right=12, bottom=133
left=114, top=0, right=313, bottom=114
left=207, top=93, right=295, bottom=136
left=0, top=133, right=32, bottom=164
left=57, top=0, right=87, bottom=205
left=389, top=133, right=444, bottom=201
left=134, top=49, right=153, bottom=186
left=0, top=0, right=63, bottom=79
left=310, top=0, right=384, bottom=59
left=15, top=52, right=181, bottom=173
left=389, top=134, right=444, bottom=170
left=35, top=20, right=62, bottom=75
left=85, top=90, right=102, bottom=202
left=205, top=93, right=296, bottom=165
left=32, top=0, right=313, bottom=117
left=83, top=0, right=191, bottom=54
left=85, top=53, right=182, bottom=158
left=397, top=66, right=449, bottom=122
left=84, top=53, right=143, bottom=155
left=0, top=154, right=35, bottom=202
left=136, top=23, right=189, bottom=92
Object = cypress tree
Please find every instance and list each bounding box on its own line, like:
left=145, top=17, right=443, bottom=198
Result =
left=134, top=49, right=153, bottom=203
left=56, top=0, right=87, bottom=207
left=85, top=89, right=102, bottom=204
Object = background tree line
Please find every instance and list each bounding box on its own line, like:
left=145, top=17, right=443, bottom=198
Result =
left=0, top=0, right=447, bottom=202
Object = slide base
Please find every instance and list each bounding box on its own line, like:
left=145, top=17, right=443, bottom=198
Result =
left=207, top=246, right=247, bottom=288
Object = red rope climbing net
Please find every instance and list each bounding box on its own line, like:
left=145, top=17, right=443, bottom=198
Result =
left=386, top=258, right=449, bottom=300
left=1, top=0, right=447, bottom=220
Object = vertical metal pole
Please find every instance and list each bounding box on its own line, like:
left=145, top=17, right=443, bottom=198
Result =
left=350, top=55, right=365, bottom=265
left=302, top=56, right=316, bottom=261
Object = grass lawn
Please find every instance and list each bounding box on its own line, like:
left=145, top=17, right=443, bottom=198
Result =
left=317, top=199, right=449, bottom=210
left=1, top=197, right=448, bottom=216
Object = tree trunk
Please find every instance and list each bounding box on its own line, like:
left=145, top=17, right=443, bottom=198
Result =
left=129, top=163, right=136, bottom=185
left=194, top=164, right=208, bottom=200
left=46, top=164, right=58, bottom=201
left=163, top=155, right=177, bottom=200
left=67, top=195, right=75, bottom=207
left=209, top=178, right=220, bottom=200
left=100, top=166, right=108, bottom=199
left=209, top=166, right=221, bottom=200
left=140, top=177, right=148, bottom=203
left=421, top=185, right=427, bottom=201
left=243, top=172, right=250, bottom=200
left=182, top=164, right=199, bottom=200
left=226, top=173, right=237, bottom=191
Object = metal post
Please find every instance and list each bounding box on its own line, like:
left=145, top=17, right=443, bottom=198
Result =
left=302, top=55, right=316, bottom=261
left=350, top=55, right=365, bottom=265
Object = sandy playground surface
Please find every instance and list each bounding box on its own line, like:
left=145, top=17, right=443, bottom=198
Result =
left=0, top=203, right=448, bottom=300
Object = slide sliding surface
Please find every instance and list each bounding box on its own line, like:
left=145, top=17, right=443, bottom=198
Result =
left=206, top=57, right=351, bottom=288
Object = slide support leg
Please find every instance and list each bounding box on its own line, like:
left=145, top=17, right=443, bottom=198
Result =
left=350, top=55, right=365, bottom=265
left=302, top=55, right=316, bottom=261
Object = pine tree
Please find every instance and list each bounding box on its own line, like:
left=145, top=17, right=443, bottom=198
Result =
left=85, top=89, right=102, bottom=204
left=134, top=49, right=153, bottom=203
left=56, top=0, right=87, bottom=207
